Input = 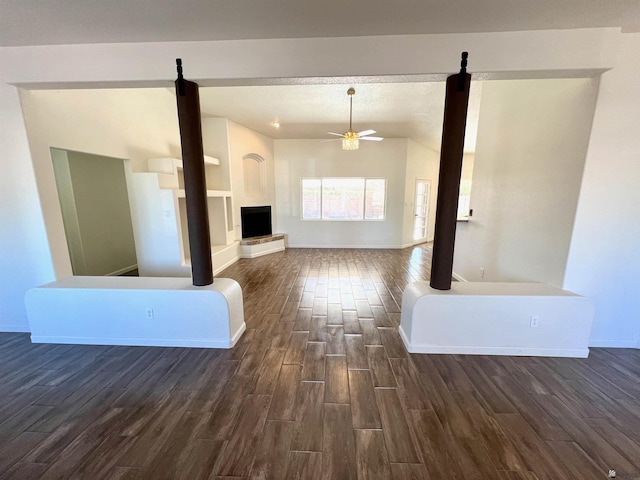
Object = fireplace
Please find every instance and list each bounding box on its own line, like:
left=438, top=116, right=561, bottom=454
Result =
left=241, top=206, right=272, bottom=239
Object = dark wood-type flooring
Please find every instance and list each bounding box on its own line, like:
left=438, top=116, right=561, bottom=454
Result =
left=1, top=244, right=640, bottom=479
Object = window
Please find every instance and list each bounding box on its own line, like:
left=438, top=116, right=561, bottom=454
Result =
left=302, top=178, right=386, bottom=220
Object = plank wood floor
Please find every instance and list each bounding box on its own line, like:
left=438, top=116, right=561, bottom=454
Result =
left=1, top=244, right=640, bottom=479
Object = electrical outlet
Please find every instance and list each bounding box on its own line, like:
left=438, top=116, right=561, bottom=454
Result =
left=480, top=267, right=485, bottom=279
left=146, top=308, right=154, bottom=319
left=530, top=315, right=539, bottom=328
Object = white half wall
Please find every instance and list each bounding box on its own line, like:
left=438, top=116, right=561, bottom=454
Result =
left=26, top=276, right=245, bottom=348
left=274, top=138, right=410, bottom=248
left=453, top=78, right=599, bottom=288
left=564, top=33, right=640, bottom=347
left=400, top=281, right=594, bottom=357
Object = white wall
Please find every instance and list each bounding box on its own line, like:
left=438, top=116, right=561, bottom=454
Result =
left=275, top=139, right=410, bottom=248
left=227, top=121, right=276, bottom=238
left=404, top=139, right=441, bottom=244
left=453, top=78, right=598, bottom=287
left=63, top=151, right=138, bottom=275
left=564, top=33, right=640, bottom=347
left=0, top=84, right=55, bottom=331
left=201, top=118, right=231, bottom=192
left=19, top=88, right=183, bottom=280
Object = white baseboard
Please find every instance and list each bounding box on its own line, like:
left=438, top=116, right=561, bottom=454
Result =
left=213, top=256, right=240, bottom=275
left=106, top=264, right=138, bottom=276
left=399, top=325, right=590, bottom=358
left=452, top=271, right=467, bottom=282
left=588, top=339, right=639, bottom=348
left=239, top=244, right=285, bottom=259
left=0, top=324, right=31, bottom=333
left=31, top=322, right=247, bottom=349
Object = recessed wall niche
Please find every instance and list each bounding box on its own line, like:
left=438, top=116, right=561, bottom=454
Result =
left=242, top=153, right=267, bottom=198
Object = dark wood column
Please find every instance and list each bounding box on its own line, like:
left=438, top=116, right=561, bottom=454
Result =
left=175, top=59, right=214, bottom=286
left=430, top=53, right=471, bottom=290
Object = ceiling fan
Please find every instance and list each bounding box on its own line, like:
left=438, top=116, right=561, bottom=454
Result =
left=327, top=88, right=383, bottom=150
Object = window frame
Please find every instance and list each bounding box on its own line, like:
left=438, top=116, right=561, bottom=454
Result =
left=301, top=177, right=387, bottom=221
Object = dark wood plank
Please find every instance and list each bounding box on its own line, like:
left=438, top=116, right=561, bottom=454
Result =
left=374, top=388, right=420, bottom=463
left=409, top=409, right=465, bottom=480
left=0, top=431, right=48, bottom=477
left=355, top=299, right=373, bottom=318
left=378, top=328, right=407, bottom=359
left=284, top=451, right=322, bottom=480
left=293, top=309, right=312, bottom=331
left=366, top=346, right=396, bottom=388
left=490, top=375, right=571, bottom=441
left=325, top=326, right=346, bottom=355
left=495, top=414, right=574, bottom=479
left=283, top=332, right=309, bottom=365
left=214, top=394, right=272, bottom=477
left=302, top=342, right=326, bottom=381
left=176, top=439, right=225, bottom=480
left=249, top=421, right=294, bottom=480
left=325, top=355, right=350, bottom=404
left=354, top=429, right=391, bottom=480
left=322, top=404, right=357, bottom=480
left=389, top=358, right=430, bottom=410
left=268, top=364, right=302, bottom=421
left=390, top=463, right=430, bottom=480
left=0, top=462, right=49, bottom=480
left=309, top=316, right=327, bottom=342
left=342, top=310, right=361, bottom=334
left=327, top=304, right=343, bottom=325
left=254, top=349, right=285, bottom=394
left=345, top=335, right=368, bottom=370
left=359, top=320, right=382, bottom=346
left=371, top=306, right=394, bottom=327
left=348, top=370, right=381, bottom=429
left=292, top=382, right=324, bottom=452
left=312, top=297, right=328, bottom=316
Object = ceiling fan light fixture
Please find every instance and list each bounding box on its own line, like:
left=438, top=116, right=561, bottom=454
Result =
left=342, top=130, right=359, bottom=150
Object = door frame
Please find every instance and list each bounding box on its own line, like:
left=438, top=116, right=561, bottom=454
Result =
left=412, top=178, right=431, bottom=245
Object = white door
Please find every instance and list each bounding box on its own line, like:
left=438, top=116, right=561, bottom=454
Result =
left=413, top=179, right=431, bottom=244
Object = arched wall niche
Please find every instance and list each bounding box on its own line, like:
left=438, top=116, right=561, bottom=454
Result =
left=242, top=153, right=267, bottom=198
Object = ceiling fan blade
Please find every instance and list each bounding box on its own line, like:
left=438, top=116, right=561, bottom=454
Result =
left=327, top=132, right=345, bottom=137
left=360, top=136, right=384, bottom=141
left=357, top=129, right=376, bottom=137
left=319, top=138, right=341, bottom=143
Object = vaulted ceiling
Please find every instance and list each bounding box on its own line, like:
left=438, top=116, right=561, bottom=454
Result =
left=197, top=82, right=483, bottom=152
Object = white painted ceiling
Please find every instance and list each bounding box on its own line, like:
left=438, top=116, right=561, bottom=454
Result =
left=198, top=82, right=483, bottom=152
left=1, top=0, right=638, bottom=47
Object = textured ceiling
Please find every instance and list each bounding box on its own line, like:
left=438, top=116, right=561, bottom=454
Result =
left=1, top=0, right=638, bottom=47
left=198, top=81, right=483, bottom=152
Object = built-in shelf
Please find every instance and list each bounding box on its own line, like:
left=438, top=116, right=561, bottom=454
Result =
left=143, top=155, right=235, bottom=270
left=175, top=189, right=232, bottom=198
left=148, top=156, right=220, bottom=174
left=148, top=156, right=226, bottom=191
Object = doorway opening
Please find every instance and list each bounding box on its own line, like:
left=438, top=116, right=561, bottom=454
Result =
left=51, top=148, right=138, bottom=276
left=413, top=178, right=431, bottom=244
